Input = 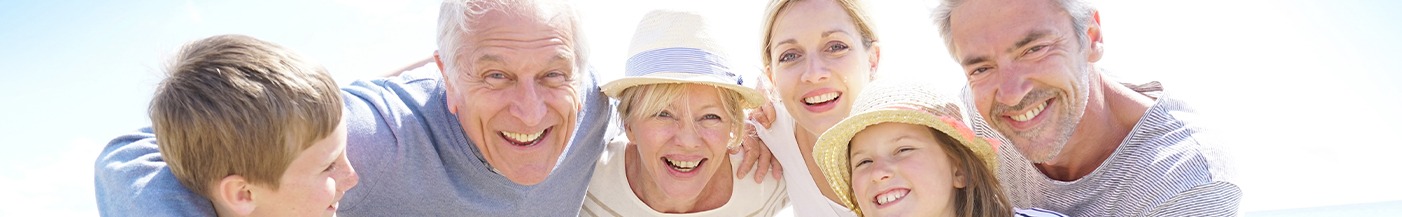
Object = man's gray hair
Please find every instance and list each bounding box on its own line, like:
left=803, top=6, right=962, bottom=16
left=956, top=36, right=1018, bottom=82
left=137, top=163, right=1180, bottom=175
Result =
left=931, top=0, right=1094, bottom=60
left=436, top=0, right=590, bottom=80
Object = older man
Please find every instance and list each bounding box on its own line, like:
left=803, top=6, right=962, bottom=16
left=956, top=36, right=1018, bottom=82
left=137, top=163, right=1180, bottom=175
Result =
left=932, top=0, right=1240, bottom=216
left=95, top=0, right=611, bottom=215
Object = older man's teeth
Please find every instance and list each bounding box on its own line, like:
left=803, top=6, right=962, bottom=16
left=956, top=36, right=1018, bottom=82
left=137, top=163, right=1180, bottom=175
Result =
left=502, top=130, right=543, bottom=143
left=803, top=92, right=840, bottom=105
left=664, top=158, right=701, bottom=172
left=874, top=189, right=910, bottom=206
left=1011, top=101, right=1047, bottom=122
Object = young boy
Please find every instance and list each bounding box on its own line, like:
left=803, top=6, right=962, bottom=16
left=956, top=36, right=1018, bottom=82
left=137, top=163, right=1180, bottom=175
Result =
left=149, top=34, right=357, bottom=217
left=812, top=79, right=1062, bottom=217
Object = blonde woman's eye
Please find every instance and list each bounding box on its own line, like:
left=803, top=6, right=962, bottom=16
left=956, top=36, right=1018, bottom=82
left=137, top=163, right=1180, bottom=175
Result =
left=826, top=42, right=849, bottom=52
left=656, top=111, right=673, bottom=118
left=778, top=51, right=801, bottom=63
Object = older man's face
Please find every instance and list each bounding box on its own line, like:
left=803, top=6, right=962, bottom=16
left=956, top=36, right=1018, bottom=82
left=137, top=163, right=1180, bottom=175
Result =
left=439, top=6, right=581, bottom=185
left=948, top=0, right=1101, bottom=163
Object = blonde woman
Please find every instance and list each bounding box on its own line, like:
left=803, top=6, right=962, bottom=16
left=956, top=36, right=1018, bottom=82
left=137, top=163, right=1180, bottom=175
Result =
left=751, top=0, right=879, bottom=216
left=580, top=10, right=788, bottom=216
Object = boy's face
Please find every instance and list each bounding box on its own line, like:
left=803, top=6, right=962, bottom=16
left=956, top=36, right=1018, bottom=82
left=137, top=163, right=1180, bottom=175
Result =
left=251, top=122, right=358, bottom=216
left=848, top=122, right=964, bottom=217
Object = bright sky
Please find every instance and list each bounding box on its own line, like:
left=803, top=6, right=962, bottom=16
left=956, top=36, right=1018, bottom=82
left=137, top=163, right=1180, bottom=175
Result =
left=1, top=0, right=1398, bottom=215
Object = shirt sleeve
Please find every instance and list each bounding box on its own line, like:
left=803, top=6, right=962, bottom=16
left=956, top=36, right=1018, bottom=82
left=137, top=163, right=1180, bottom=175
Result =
left=92, top=127, right=216, bottom=216
left=1146, top=181, right=1243, bottom=217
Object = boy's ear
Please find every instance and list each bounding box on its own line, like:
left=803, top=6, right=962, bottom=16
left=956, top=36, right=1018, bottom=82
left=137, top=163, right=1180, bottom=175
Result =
left=216, top=175, right=258, bottom=215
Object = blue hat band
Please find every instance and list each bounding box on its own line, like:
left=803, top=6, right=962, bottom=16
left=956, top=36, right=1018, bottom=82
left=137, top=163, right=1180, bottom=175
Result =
left=625, top=47, right=743, bottom=85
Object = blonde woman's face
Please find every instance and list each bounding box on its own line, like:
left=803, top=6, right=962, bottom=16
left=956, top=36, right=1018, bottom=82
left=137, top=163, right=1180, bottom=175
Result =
left=766, top=0, right=877, bottom=135
left=625, top=84, right=736, bottom=206
left=849, top=123, right=963, bottom=217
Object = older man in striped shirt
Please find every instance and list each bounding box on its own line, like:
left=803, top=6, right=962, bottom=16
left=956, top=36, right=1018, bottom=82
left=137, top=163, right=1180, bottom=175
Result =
left=932, top=0, right=1241, bottom=216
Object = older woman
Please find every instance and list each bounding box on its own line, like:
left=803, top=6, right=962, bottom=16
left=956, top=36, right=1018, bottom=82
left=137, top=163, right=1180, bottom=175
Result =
left=753, top=0, right=880, bottom=216
left=580, top=10, right=789, bottom=216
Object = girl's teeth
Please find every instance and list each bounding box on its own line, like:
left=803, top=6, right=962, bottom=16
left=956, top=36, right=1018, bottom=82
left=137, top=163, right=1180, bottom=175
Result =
left=874, top=189, right=909, bottom=205
left=803, top=92, right=839, bottom=104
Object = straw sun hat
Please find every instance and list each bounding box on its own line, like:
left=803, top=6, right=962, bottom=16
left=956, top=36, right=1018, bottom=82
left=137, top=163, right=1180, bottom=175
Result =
left=601, top=9, right=763, bottom=108
left=813, top=79, right=1000, bottom=214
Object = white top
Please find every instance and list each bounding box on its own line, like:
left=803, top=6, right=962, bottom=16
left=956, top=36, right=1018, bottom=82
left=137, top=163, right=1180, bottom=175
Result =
left=753, top=102, right=858, bottom=217
left=581, top=137, right=790, bottom=217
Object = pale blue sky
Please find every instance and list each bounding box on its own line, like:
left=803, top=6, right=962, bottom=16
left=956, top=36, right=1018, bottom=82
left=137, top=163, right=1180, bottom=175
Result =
left=1, top=0, right=1399, bottom=215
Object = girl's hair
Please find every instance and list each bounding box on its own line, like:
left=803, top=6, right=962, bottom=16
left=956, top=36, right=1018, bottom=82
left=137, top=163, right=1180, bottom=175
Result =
left=930, top=128, right=1013, bottom=217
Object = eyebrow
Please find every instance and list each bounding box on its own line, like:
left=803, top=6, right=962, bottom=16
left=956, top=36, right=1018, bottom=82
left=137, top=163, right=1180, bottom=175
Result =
left=1009, top=30, right=1050, bottom=53
left=770, top=29, right=852, bottom=50
left=960, top=30, right=1051, bottom=67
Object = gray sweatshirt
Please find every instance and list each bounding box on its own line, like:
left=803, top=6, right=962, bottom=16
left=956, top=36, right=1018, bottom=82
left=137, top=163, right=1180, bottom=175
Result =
left=93, top=66, right=613, bottom=216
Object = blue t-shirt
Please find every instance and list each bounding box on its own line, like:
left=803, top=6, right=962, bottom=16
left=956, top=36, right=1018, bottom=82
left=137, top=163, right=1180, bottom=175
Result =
left=93, top=65, right=614, bottom=216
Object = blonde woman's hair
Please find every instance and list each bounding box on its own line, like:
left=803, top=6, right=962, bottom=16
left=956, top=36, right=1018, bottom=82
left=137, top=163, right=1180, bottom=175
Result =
left=150, top=34, right=343, bottom=199
left=759, top=0, right=879, bottom=71
left=615, top=84, right=748, bottom=148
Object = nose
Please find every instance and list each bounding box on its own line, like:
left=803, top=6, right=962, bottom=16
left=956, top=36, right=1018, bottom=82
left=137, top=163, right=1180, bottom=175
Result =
left=801, top=54, right=831, bottom=84
left=993, top=64, right=1032, bottom=107
left=509, top=82, right=548, bottom=127
left=673, top=119, right=705, bottom=149
left=870, top=160, right=894, bottom=183
left=337, top=158, right=360, bottom=192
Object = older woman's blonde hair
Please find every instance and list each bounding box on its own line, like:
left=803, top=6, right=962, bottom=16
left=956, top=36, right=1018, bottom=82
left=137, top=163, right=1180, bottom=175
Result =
left=616, top=83, right=749, bottom=149
left=759, top=0, right=879, bottom=71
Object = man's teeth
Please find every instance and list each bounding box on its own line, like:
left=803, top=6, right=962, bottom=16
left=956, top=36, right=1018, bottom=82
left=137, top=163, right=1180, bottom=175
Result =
left=502, top=130, right=543, bottom=143
left=1011, top=101, right=1047, bottom=122
left=874, top=189, right=909, bottom=206
left=803, top=92, right=840, bottom=105
left=665, top=158, right=700, bottom=172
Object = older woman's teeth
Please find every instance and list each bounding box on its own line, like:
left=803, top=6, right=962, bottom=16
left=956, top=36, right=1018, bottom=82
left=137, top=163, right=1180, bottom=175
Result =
left=803, top=92, right=839, bottom=105
left=1011, top=101, right=1047, bottom=122
left=502, top=131, right=543, bottom=143
left=874, top=189, right=909, bottom=206
left=664, top=158, right=700, bottom=172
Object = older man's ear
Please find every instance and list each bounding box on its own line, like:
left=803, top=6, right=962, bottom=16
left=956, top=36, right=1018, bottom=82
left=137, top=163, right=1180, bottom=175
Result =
left=434, top=51, right=461, bottom=115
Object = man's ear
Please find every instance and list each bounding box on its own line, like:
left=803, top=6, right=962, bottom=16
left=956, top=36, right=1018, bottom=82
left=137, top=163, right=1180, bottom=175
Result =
left=1086, top=10, right=1104, bottom=63
left=435, top=51, right=460, bottom=115
left=867, top=41, right=882, bottom=80
left=216, top=175, right=257, bottom=215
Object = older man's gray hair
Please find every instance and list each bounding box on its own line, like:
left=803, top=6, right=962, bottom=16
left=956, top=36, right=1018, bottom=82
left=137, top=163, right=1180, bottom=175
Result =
left=435, top=0, right=591, bottom=82
left=931, top=0, right=1095, bottom=60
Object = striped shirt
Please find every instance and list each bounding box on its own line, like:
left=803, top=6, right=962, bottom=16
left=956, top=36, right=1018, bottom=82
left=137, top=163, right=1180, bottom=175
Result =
left=965, top=81, right=1242, bottom=216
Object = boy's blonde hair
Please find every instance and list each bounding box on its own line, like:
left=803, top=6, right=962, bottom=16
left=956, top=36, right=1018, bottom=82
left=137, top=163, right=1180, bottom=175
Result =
left=616, top=83, right=748, bottom=148
left=150, top=34, right=343, bottom=199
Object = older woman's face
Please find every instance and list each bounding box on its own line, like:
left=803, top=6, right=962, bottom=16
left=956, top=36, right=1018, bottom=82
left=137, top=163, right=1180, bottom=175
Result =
left=766, top=0, right=878, bottom=135
left=625, top=84, right=736, bottom=205
left=438, top=5, right=581, bottom=186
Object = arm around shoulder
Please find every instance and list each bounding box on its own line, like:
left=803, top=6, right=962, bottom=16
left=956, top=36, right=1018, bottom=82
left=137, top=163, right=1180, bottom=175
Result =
left=93, top=127, right=215, bottom=216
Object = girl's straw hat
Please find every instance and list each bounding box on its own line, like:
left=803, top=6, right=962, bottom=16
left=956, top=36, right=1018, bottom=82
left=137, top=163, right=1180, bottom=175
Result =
left=813, top=79, right=1000, bottom=214
left=601, top=9, right=763, bottom=108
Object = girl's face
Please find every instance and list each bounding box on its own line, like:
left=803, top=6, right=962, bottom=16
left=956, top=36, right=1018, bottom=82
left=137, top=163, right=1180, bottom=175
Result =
left=766, top=0, right=878, bottom=135
left=625, top=84, right=736, bottom=209
left=848, top=123, right=965, bottom=217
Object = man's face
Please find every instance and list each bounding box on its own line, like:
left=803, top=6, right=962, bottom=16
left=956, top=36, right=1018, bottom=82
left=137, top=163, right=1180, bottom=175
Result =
left=439, top=7, right=581, bottom=185
left=948, top=0, right=1099, bottom=163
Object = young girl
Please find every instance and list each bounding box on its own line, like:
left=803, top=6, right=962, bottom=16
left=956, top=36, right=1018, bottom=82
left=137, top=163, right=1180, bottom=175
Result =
left=813, top=80, right=1064, bottom=217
